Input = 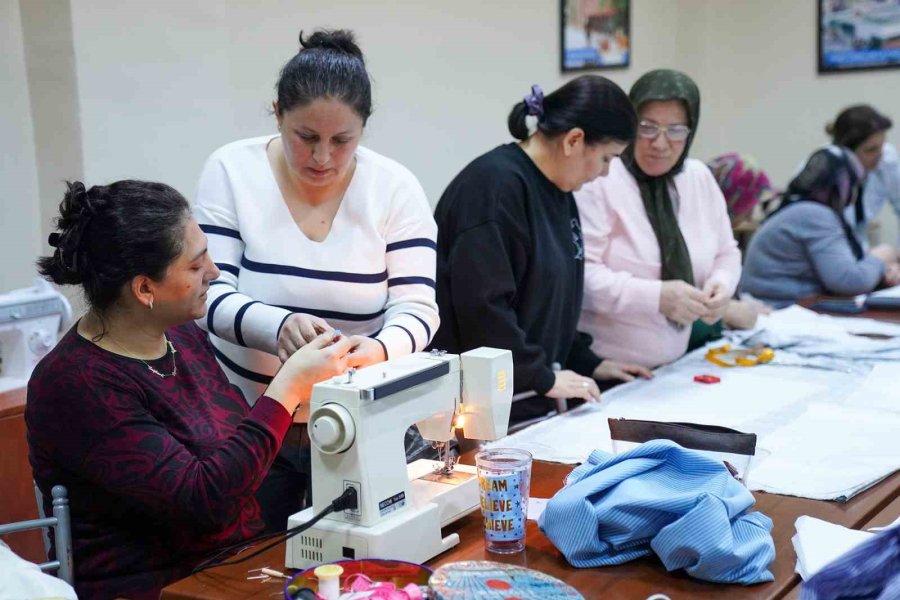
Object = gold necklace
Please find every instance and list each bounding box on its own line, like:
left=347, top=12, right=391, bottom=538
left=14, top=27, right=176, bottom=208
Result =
left=107, top=334, right=178, bottom=378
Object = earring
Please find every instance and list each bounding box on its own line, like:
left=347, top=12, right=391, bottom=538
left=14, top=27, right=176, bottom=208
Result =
left=148, top=299, right=154, bottom=310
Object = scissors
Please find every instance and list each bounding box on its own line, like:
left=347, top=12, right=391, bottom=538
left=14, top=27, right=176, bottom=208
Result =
left=705, top=343, right=775, bottom=367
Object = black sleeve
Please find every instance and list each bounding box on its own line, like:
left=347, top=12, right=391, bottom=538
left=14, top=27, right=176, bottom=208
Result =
left=445, top=221, right=556, bottom=395
left=565, top=331, right=604, bottom=378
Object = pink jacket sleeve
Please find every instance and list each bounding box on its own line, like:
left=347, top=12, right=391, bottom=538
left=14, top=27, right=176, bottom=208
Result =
left=577, top=181, right=663, bottom=318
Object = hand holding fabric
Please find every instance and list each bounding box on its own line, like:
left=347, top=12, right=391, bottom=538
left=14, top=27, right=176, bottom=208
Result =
left=346, top=335, right=387, bottom=369
left=267, top=333, right=352, bottom=414
left=723, top=298, right=771, bottom=330
left=593, top=360, right=653, bottom=383
left=547, top=370, right=601, bottom=403
left=660, top=280, right=707, bottom=325
left=884, top=263, right=900, bottom=287
left=700, top=280, right=730, bottom=324
left=869, top=243, right=898, bottom=266
left=277, top=313, right=333, bottom=363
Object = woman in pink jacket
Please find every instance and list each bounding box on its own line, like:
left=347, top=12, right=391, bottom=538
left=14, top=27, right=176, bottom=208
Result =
left=574, top=69, right=741, bottom=368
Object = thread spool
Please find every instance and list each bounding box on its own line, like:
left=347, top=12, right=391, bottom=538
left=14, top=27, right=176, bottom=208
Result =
left=314, top=564, right=344, bottom=600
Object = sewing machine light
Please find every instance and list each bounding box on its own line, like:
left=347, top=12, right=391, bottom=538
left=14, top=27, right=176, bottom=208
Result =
left=453, top=414, right=466, bottom=430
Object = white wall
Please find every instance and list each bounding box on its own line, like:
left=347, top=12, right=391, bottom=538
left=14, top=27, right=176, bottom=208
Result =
left=68, top=0, right=686, bottom=205
left=687, top=0, right=900, bottom=243
left=4, top=0, right=900, bottom=293
left=0, top=0, right=42, bottom=291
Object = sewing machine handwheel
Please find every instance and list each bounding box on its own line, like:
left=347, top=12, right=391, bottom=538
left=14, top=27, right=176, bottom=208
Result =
left=309, top=403, right=356, bottom=454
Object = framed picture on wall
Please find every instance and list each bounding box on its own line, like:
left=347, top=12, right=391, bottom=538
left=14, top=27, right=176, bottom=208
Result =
left=560, top=0, right=630, bottom=72
left=819, top=0, right=900, bottom=73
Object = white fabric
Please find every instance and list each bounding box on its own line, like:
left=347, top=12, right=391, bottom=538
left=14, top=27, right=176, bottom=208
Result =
left=736, top=305, right=900, bottom=360
left=792, top=516, right=875, bottom=580
left=193, top=137, right=439, bottom=403
left=490, top=307, right=900, bottom=500
left=0, top=541, right=77, bottom=600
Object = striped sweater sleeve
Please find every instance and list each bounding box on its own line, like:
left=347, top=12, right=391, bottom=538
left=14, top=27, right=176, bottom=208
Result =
left=193, top=154, right=291, bottom=355
left=374, top=179, right=440, bottom=359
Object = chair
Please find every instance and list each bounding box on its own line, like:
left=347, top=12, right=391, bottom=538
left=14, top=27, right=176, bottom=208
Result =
left=0, top=485, right=73, bottom=584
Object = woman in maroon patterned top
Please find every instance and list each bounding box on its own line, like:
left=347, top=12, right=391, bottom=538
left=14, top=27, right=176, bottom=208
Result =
left=26, top=180, right=353, bottom=600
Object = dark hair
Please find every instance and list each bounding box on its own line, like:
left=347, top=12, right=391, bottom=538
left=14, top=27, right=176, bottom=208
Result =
left=827, top=105, right=892, bottom=150
left=38, top=180, right=190, bottom=314
left=275, top=29, right=372, bottom=124
left=507, top=75, right=636, bottom=144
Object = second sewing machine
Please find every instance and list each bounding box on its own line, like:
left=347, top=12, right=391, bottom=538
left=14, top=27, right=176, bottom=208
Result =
left=286, top=347, right=513, bottom=568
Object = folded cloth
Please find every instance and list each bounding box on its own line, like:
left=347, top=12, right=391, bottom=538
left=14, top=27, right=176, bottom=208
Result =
left=800, top=524, right=900, bottom=600
left=538, top=439, right=775, bottom=584
left=0, top=540, right=77, bottom=600
left=792, top=516, right=875, bottom=580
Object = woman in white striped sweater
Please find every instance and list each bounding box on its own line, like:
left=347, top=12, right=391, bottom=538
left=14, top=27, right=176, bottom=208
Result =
left=193, top=29, right=439, bottom=531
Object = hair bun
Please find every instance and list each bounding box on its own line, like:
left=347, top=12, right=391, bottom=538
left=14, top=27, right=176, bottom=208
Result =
left=299, top=29, right=364, bottom=61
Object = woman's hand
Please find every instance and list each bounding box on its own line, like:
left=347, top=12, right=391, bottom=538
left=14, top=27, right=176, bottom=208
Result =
left=266, top=332, right=352, bottom=415
left=723, top=298, right=771, bottom=330
left=346, top=336, right=387, bottom=369
left=277, top=313, right=333, bottom=363
left=700, top=280, right=730, bottom=324
left=593, top=360, right=653, bottom=383
left=870, top=243, right=899, bottom=266
left=660, top=280, right=707, bottom=325
left=546, top=370, right=601, bottom=403
left=885, top=263, right=900, bottom=287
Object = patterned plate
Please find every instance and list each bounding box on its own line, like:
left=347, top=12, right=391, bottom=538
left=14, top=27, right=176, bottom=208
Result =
left=429, top=560, right=584, bottom=599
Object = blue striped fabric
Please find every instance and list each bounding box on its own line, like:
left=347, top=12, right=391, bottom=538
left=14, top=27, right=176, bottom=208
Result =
left=539, top=439, right=775, bottom=585
left=800, top=525, right=900, bottom=600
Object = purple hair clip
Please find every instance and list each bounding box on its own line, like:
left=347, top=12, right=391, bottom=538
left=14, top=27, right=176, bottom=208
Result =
left=524, top=84, right=544, bottom=119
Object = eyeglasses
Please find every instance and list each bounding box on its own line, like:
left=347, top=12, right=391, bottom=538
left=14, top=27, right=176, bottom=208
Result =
left=637, top=121, right=691, bottom=142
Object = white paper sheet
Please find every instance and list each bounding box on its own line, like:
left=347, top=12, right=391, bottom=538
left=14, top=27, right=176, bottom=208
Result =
left=527, top=497, right=548, bottom=521
left=869, top=284, right=900, bottom=299
left=840, top=363, right=900, bottom=414
left=746, top=404, right=900, bottom=500
left=750, top=304, right=900, bottom=341
left=792, top=516, right=874, bottom=580
left=491, top=329, right=900, bottom=500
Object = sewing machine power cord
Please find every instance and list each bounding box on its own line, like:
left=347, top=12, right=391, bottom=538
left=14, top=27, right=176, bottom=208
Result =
left=191, top=486, right=359, bottom=574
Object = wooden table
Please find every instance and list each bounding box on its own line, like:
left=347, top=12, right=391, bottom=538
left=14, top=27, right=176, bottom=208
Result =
left=161, top=462, right=900, bottom=600
left=781, top=483, right=900, bottom=600
left=162, top=299, right=900, bottom=599
left=0, top=386, right=45, bottom=563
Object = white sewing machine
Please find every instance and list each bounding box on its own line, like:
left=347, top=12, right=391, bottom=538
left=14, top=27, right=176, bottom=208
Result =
left=286, top=347, right=512, bottom=569
left=0, top=279, right=72, bottom=393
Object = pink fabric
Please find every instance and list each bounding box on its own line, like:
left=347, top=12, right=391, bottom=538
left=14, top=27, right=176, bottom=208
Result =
left=575, top=158, right=742, bottom=368
left=339, top=573, right=424, bottom=599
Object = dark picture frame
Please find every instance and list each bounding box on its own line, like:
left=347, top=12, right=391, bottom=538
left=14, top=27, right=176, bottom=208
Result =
left=560, top=0, right=630, bottom=72
left=818, top=0, right=900, bottom=74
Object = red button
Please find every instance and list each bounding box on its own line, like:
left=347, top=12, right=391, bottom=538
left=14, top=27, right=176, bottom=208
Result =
left=694, top=374, right=721, bottom=384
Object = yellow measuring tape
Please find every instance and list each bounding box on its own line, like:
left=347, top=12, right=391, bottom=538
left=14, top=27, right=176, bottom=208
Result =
left=705, top=343, right=775, bottom=367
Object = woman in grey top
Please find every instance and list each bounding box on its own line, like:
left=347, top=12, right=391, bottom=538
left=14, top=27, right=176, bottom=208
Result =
left=741, top=145, right=900, bottom=307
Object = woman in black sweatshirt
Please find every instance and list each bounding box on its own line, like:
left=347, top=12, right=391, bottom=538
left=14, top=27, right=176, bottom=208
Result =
left=432, top=77, right=652, bottom=424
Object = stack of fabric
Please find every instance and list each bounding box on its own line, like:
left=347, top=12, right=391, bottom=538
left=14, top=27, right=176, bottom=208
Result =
left=539, top=439, right=775, bottom=585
